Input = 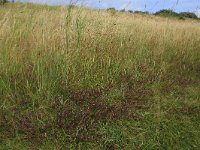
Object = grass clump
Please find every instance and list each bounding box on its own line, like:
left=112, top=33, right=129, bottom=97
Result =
left=0, top=2, right=200, bottom=149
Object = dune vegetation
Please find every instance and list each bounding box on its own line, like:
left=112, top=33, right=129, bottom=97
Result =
left=0, top=2, right=200, bottom=149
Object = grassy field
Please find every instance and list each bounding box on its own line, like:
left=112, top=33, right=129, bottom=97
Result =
left=0, top=2, right=200, bottom=149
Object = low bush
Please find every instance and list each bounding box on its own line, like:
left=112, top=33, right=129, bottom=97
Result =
left=134, top=11, right=149, bottom=15
left=128, top=10, right=133, bottom=13
left=179, top=12, right=198, bottom=19
left=0, top=0, right=8, bottom=4
left=155, top=9, right=199, bottom=20
left=154, top=9, right=179, bottom=17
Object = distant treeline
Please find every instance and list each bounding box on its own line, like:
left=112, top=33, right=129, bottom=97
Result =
left=0, top=0, right=14, bottom=4
left=0, top=1, right=198, bottom=20
left=107, top=8, right=199, bottom=20
left=154, top=9, right=198, bottom=20
left=0, top=0, right=7, bottom=4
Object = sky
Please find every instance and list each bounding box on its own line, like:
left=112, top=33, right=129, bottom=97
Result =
left=16, top=0, right=200, bottom=17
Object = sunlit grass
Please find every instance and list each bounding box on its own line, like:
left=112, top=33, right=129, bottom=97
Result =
left=0, top=2, right=200, bottom=149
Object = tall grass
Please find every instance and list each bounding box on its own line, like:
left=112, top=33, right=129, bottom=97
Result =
left=0, top=3, right=200, bottom=149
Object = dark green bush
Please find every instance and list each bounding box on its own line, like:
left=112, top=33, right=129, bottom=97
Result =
left=154, top=9, right=199, bottom=20
left=154, top=9, right=179, bottom=17
left=134, top=11, right=149, bottom=15
left=107, top=8, right=116, bottom=11
left=179, top=16, right=185, bottom=20
left=0, top=0, right=8, bottom=4
left=179, top=12, right=198, bottom=19
left=128, top=10, right=133, bottom=13
left=107, top=8, right=117, bottom=16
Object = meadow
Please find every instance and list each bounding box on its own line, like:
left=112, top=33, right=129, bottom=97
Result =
left=0, top=3, right=200, bottom=149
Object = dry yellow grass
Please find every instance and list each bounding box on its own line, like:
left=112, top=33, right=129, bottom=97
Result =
left=1, top=3, right=200, bottom=80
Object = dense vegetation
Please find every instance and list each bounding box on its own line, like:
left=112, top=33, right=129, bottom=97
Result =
left=0, top=0, right=7, bottom=4
left=0, top=3, right=200, bottom=149
left=108, top=8, right=199, bottom=20
left=155, top=9, right=199, bottom=20
left=154, top=9, right=179, bottom=17
left=154, top=9, right=199, bottom=20
left=134, top=10, right=149, bottom=15
left=179, top=12, right=199, bottom=19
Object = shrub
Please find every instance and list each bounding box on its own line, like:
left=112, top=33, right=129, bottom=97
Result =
left=179, top=16, right=185, bottom=20
left=0, top=0, right=8, bottom=4
left=128, top=10, right=133, bottom=13
left=155, top=9, right=199, bottom=20
left=179, top=12, right=198, bottom=19
left=107, top=8, right=116, bottom=11
left=154, top=9, right=179, bottom=17
left=107, top=8, right=117, bottom=16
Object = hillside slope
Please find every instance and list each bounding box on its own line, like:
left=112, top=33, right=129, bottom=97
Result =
left=0, top=3, right=200, bottom=149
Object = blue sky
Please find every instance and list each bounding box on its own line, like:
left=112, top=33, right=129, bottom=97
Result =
left=17, top=0, right=200, bottom=16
